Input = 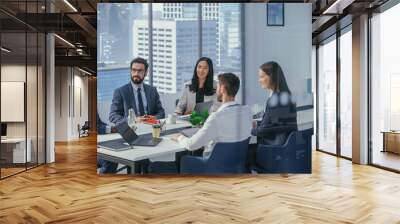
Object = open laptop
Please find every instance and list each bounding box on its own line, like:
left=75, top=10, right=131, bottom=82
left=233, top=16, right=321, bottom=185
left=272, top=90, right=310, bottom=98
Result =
left=180, top=127, right=200, bottom=138
left=194, top=101, right=213, bottom=113
left=98, top=121, right=162, bottom=151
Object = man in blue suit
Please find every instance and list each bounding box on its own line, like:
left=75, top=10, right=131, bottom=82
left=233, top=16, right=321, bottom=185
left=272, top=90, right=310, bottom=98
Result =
left=99, top=57, right=165, bottom=174
left=109, top=57, right=165, bottom=124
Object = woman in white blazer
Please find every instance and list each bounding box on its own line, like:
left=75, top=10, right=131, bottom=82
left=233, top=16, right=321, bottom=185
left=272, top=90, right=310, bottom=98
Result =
left=175, top=57, right=220, bottom=115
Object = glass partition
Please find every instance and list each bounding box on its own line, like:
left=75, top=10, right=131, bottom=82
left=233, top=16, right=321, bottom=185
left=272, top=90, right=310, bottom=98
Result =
left=317, top=35, right=337, bottom=155
left=0, top=1, right=46, bottom=179
left=1, top=31, right=28, bottom=178
left=370, top=4, right=400, bottom=171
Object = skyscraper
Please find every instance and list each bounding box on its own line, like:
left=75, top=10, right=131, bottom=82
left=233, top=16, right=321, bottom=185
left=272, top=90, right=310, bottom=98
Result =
left=218, top=4, right=241, bottom=74
left=162, top=3, right=219, bottom=20
left=133, top=19, right=217, bottom=94
left=97, top=4, right=144, bottom=67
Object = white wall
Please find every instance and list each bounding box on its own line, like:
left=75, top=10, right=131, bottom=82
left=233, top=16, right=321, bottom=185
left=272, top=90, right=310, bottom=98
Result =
left=55, top=67, right=89, bottom=141
left=244, top=3, right=312, bottom=127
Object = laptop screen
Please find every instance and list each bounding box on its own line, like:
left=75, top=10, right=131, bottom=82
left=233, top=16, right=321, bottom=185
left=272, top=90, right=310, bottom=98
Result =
left=115, top=121, right=138, bottom=144
left=194, top=101, right=213, bottom=113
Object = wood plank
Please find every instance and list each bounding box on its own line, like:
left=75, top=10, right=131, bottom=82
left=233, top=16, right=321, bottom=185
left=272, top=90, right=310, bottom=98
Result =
left=0, top=135, right=399, bottom=223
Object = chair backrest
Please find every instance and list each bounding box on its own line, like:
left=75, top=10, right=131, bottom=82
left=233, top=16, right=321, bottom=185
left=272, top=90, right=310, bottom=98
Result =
left=206, top=137, right=250, bottom=173
left=257, top=128, right=313, bottom=173
left=82, top=121, right=90, bottom=129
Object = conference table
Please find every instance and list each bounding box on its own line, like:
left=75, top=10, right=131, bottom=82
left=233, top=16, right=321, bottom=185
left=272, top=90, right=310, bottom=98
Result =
left=97, top=119, right=257, bottom=174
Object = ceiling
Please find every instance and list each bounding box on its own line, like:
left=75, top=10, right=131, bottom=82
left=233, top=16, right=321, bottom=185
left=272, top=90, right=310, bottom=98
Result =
left=310, top=0, right=390, bottom=43
left=0, top=0, right=98, bottom=74
left=0, top=0, right=394, bottom=74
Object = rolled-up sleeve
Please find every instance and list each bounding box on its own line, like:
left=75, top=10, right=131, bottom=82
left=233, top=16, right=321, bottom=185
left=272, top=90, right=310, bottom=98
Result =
left=177, top=114, right=217, bottom=151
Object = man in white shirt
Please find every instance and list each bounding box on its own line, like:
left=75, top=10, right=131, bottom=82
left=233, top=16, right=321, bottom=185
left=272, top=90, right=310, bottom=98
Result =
left=172, top=73, right=252, bottom=158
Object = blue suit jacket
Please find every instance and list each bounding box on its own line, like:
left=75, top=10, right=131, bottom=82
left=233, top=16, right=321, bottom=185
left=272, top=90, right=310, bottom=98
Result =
left=251, top=92, right=298, bottom=145
left=109, top=83, right=165, bottom=124
left=97, top=111, right=108, bottom=134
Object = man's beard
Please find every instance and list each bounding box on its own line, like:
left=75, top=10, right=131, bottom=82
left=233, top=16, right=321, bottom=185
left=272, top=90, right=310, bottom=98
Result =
left=131, top=76, right=144, bottom=85
left=217, top=92, right=222, bottom=102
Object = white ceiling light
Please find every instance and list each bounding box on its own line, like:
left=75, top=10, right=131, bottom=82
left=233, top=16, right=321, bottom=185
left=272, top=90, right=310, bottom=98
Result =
left=54, top=34, right=75, bottom=48
left=1, top=47, right=11, bottom=53
left=323, top=0, right=354, bottom=15
left=63, top=0, right=78, bottom=12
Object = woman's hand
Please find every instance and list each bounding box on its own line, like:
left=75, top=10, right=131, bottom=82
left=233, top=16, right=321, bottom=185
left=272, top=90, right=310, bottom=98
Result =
left=184, top=110, right=192, bottom=115
left=252, top=120, right=257, bottom=128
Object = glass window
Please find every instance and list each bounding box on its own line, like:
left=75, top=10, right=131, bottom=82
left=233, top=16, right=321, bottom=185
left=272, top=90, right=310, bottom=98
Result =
left=154, top=3, right=199, bottom=115
left=97, top=4, right=149, bottom=124
left=318, top=35, right=337, bottom=155
left=371, top=4, right=400, bottom=171
left=339, top=27, right=352, bottom=158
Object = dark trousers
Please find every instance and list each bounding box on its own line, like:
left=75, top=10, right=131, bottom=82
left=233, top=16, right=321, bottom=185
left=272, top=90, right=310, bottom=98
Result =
left=246, top=144, right=258, bottom=172
left=149, top=148, right=204, bottom=174
left=98, top=159, right=148, bottom=174
left=97, top=159, right=118, bottom=174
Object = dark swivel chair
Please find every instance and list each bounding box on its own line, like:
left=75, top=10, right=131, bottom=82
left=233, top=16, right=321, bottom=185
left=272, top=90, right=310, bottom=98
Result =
left=180, top=138, right=251, bottom=174
left=253, top=128, right=313, bottom=173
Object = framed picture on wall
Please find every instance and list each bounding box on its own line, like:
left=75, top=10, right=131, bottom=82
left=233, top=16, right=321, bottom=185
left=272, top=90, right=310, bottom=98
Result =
left=267, top=3, right=284, bottom=26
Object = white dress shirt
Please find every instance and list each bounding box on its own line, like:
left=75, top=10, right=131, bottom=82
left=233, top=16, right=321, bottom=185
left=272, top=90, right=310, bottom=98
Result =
left=177, top=101, right=253, bottom=158
left=131, top=81, right=148, bottom=115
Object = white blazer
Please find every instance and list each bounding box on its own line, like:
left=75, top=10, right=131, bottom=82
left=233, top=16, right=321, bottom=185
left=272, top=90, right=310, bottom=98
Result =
left=175, top=80, right=220, bottom=114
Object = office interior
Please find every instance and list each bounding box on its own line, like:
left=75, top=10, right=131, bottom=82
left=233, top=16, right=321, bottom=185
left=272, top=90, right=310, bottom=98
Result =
left=0, top=0, right=97, bottom=179
left=96, top=3, right=313, bottom=174
left=0, top=0, right=399, bottom=222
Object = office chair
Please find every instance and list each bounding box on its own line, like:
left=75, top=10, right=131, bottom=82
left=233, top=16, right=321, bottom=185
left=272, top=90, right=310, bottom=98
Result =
left=79, top=121, right=90, bottom=138
left=180, top=138, right=250, bottom=174
left=253, top=128, right=313, bottom=173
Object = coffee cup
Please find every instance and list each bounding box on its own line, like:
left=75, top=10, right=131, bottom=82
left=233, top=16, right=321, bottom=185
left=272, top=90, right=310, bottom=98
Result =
left=167, top=114, right=177, bottom=124
left=152, top=124, right=161, bottom=139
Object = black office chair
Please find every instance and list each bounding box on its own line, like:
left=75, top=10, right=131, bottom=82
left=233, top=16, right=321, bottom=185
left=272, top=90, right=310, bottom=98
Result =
left=78, top=121, right=90, bottom=138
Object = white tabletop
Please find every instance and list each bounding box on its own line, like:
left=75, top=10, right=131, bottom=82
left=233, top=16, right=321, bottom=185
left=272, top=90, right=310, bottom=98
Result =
left=97, top=120, right=192, bottom=162
left=97, top=119, right=257, bottom=164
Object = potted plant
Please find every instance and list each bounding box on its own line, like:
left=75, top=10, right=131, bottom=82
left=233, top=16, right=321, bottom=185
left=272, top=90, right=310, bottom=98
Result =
left=189, top=110, right=209, bottom=127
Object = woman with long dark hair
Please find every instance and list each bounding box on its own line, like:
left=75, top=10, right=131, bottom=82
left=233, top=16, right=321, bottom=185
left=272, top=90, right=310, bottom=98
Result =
left=247, top=61, right=298, bottom=170
left=175, top=57, right=219, bottom=115
left=252, top=61, right=297, bottom=144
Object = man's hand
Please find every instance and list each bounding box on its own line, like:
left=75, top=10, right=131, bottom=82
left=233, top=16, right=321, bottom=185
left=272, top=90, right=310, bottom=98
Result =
left=170, top=133, right=182, bottom=142
left=111, top=126, right=118, bottom=133
left=135, top=116, right=146, bottom=123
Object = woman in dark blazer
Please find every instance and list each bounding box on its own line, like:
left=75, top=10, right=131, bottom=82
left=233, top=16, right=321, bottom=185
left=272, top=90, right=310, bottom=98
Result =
left=247, top=61, right=298, bottom=170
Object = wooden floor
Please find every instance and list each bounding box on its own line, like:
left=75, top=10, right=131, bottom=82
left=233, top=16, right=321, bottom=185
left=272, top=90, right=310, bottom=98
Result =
left=1, top=135, right=400, bottom=223
left=372, top=150, right=400, bottom=171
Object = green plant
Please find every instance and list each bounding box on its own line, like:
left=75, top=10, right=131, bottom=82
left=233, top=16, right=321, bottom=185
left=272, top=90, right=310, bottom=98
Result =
left=189, top=109, right=209, bottom=126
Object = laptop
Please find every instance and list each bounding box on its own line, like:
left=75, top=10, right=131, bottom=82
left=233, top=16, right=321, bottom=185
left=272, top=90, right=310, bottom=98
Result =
left=194, top=101, right=213, bottom=113
left=180, top=127, right=200, bottom=138
left=98, top=121, right=162, bottom=151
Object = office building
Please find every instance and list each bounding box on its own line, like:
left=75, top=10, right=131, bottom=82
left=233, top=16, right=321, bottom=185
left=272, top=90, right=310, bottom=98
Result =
left=133, top=19, right=217, bottom=94
left=0, top=1, right=399, bottom=223
left=162, top=3, right=219, bottom=20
